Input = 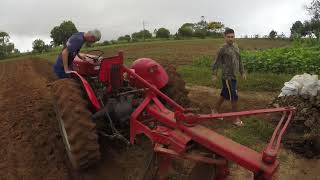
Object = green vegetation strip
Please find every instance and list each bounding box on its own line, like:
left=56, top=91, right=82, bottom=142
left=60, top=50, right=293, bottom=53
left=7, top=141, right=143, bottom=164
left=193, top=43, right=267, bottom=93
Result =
left=177, top=55, right=291, bottom=91
left=242, top=45, right=320, bottom=74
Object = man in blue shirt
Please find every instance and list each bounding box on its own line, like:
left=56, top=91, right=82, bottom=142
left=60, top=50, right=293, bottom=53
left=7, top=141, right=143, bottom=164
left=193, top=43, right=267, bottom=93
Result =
left=53, top=29, right=101, bottom=78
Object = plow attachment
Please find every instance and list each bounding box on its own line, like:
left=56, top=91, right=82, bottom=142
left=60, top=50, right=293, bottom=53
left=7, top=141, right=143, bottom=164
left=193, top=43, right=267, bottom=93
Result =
left=125, top=66, right=296, bottom=180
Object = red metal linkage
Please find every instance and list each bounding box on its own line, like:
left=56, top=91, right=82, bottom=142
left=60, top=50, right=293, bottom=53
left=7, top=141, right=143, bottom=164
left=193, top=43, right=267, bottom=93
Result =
left=174, top=107, right=295, bottom=126
left=262, top=111, right=294, bottom=164
left=123, top=64, right=295, bottom=180
left=123, top=66, right=184, bottom=112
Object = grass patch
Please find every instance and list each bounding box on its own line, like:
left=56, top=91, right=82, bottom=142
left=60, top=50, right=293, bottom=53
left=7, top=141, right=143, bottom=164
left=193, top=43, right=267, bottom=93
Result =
left=177, top=56, right=291, bottom=91
left=224, top=117, right=274, bottom=148
left=178, top=66, right=213, bottom=86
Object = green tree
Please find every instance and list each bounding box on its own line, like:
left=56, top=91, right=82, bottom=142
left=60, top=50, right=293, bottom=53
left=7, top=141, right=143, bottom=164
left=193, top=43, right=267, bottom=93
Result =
left=32, top=39, right=46, bottom=53
left=0, top=31, right=15, bottom=58
left=118, top=34, right=131, bottom=42
left=178, top=24, right=194, bottom=37
left=194, top=20, right=208, bottom=30
left=50, top=20, right=78, bottom=47
left=181, top=23, right=195, bottom=29
left=208, top=21, right=224, bottom=32
left=32, top=39, right=52, bottom=53
left=307, top=0, right=320, bottom=19
left=131, top=30, right=152, bottom=40
left=102, top=40, right=110, bottom=46
left=194, top=18, right=209, bottom=38
left=177, top=23, right=195, bottom=38
left=206, top=21, right=225, bottom=38
left=156, top=28, right=170, bottom=38
left=290, top=21, right=306, bottom=38
left=124, top=35, right=131, bottom=42
left=269, top=30, right=277, bottom=39
left=305, top=0, right=320, bottom=40
left=0, top=32, right=9, bottom=45
left=193, top=28, right=207, bottom=39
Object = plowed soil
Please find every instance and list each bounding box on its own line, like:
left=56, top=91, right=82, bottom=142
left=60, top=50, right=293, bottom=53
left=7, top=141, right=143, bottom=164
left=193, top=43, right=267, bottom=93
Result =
left=0, top=58, right=319, bottom=180
left=0, top=59, right=70, bottom=179
left=0, top=59, right=159, bottom=180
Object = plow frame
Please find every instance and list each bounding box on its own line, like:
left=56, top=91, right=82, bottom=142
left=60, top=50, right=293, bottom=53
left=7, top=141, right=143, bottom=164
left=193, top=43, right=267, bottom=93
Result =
left=124, top=65, right=295, bottom=180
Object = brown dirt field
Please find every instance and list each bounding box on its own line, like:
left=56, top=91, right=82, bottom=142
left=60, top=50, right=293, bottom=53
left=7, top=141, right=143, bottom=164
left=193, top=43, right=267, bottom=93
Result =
left=0, top=59, right=161, bottom=180
left=0, top=58, right=319, bottom=180
left=0, top=59, right=70, bottom=179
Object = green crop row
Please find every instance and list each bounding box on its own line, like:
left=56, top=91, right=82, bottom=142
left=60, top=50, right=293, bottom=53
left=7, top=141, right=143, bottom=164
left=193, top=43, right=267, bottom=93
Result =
left=241, top=46, right=320, bottom=74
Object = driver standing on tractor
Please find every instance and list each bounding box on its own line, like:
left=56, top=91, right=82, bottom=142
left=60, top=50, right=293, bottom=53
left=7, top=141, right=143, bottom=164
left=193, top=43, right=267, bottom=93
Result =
left=212, top=28, right=247, bottom=127
left=53, top=29, right=101, bottom=78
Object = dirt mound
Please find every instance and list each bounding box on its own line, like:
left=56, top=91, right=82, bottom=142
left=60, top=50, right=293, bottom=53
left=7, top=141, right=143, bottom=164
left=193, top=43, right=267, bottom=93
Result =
left=161, top=65, right=191, bottom=107
left=272, top=95, right=320, bottom=158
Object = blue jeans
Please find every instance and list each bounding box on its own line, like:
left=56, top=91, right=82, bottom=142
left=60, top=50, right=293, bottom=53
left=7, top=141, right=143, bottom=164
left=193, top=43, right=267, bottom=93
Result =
left=53, top=64, right=68, bottom=79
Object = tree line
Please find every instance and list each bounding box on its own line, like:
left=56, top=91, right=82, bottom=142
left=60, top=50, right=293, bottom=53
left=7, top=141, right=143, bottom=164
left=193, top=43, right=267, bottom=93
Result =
left=290, top=0, right=320, bottom=40
left=30, top=18, right=226, bottom=53
left=0, top=0, right=319, bottom=58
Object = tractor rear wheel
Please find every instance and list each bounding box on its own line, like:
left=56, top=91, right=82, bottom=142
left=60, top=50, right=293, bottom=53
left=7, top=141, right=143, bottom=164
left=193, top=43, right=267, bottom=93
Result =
left=52, top=79, right=100, bottom=170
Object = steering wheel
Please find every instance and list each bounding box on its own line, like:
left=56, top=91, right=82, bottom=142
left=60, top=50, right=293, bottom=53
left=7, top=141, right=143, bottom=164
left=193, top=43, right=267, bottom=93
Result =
left=78, top=50, right=105, bottom=62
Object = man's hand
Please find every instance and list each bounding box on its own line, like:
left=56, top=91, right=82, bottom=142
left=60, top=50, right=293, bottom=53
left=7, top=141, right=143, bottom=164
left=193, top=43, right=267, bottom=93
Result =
left=65, top=70, right=72, bottom=74
left=241, top=73, right=247, bottom=80
left=65, top=70, right=72, bottom=78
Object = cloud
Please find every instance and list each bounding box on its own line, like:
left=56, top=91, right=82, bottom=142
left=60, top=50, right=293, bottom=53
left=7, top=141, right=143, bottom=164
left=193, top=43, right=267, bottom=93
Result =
left=0, top=0, right=310, bottom=52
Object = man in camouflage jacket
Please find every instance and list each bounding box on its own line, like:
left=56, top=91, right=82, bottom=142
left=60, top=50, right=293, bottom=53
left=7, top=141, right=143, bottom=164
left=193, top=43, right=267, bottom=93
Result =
left=212, top=28, right=247, bottom=126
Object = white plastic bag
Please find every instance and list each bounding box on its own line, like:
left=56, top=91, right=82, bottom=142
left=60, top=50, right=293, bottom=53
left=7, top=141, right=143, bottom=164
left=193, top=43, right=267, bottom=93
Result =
left=299, top=74, right=318, bottom=96
left=279, top=81, right=300, bottom=97
left=279, top=73, right=319, bottom=97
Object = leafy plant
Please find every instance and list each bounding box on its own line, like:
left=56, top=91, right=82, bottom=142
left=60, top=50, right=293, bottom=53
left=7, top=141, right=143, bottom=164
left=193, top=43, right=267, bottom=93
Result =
left=241, top=45, right=320, bottom=74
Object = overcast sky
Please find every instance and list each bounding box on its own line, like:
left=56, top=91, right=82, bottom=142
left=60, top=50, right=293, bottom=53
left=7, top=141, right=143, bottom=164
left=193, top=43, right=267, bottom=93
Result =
left=0, top=0, right=311, bottom=52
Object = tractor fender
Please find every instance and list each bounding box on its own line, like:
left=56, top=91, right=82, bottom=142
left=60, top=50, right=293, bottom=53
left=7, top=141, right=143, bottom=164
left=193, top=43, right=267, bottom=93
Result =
left=131, top=58, right=169, bottom=89
left=69, top=71, right=101, bottom=111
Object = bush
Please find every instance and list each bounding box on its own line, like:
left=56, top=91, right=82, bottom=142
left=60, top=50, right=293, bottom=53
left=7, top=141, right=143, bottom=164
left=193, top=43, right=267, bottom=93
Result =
left=118, top=35, right=131, bottom=42
left=102, top=40, right=110, bottom=46
left=132, top=30, right=152, bottom=40
left=193, top=29, right=207, bottom=39
left=110, top=40, right=117, bottom=44
left=156, top=28, right=170, bottom=39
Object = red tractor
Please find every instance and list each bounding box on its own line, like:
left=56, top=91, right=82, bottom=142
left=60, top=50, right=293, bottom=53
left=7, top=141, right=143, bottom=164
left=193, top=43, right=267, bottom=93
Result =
left=52, top=51, right=295, bottom=179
